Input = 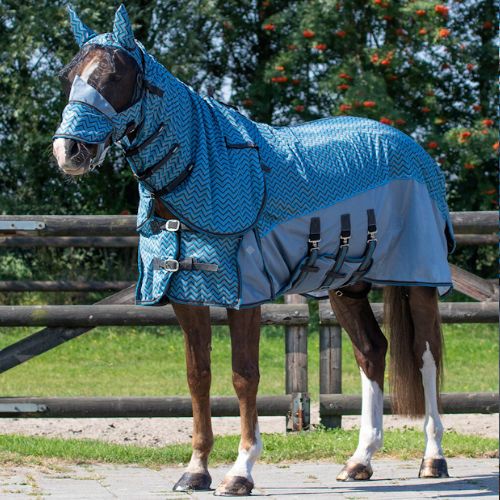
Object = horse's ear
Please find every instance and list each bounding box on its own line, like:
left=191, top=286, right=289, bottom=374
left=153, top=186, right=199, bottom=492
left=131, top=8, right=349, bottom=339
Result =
left=113, top=4, right=135, bottom=50
left=67, top=6, right=96, bottom=47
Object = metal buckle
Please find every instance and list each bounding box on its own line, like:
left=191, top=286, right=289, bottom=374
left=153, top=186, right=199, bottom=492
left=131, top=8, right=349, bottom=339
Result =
left=368, top=230, right=377, bottom=242
left=165, top=219, right=181, bottom=232
left=308, top=238, right=320, bottom=249
left=160, top=259, right=180, bottom=272
left=340, top=235, right=351, bottom=247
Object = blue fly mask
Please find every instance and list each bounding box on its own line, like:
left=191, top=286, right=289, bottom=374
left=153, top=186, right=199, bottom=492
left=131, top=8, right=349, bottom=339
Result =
left=53, top=5, right=160, bottom=168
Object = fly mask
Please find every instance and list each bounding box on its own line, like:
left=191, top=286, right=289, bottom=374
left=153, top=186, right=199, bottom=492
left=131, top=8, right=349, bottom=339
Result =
left=53, top=5, right=162, bottom=171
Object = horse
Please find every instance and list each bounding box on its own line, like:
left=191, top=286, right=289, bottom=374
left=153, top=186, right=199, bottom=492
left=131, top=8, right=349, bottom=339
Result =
left=52, top=5, right=454, bottom=495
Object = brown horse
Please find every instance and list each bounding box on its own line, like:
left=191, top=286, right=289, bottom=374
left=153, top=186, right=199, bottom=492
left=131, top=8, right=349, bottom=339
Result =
left=53, top=8, right=449, bottom=496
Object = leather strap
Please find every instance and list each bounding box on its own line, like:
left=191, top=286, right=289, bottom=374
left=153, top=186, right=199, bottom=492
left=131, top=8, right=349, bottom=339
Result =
left=153, top=257, right=218, bottom=272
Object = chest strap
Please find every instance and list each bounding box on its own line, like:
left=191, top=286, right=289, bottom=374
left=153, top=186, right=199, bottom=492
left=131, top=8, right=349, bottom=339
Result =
left=150, top=219, right=191, bottom=233
left=153, top=257, right=218, bottom=273
left=125, top=123, right=165, bottom=158
left=133, top=142, right=180, bottom=182
left=321, top=214, right=351, bottom=289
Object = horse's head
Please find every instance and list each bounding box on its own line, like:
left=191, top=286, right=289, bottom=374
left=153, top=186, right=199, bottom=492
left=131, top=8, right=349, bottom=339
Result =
left=53, top=5, right=145, bottom=175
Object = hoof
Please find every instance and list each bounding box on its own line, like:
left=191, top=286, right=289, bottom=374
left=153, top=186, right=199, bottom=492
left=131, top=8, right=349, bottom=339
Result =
left=214, top=476, right=254, bottom=496
left=418, top=458, right=449, bottom=478
left=173, top=472, right=212, bottom=492
left=336, top=462, right=373, bottom=481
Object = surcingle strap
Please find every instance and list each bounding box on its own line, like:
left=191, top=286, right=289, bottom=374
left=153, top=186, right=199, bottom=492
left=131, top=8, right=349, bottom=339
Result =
left=291, top=217, right=321, bottom=287
left=321, top=214, right=351, bottom=288
left=153, top=257, right=218, bottom=272
left=342, top=208, right=378, bottom=286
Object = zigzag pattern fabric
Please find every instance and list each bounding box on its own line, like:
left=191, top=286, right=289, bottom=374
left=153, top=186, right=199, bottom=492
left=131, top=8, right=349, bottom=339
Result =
left=56, top=17, right=455, bottom=309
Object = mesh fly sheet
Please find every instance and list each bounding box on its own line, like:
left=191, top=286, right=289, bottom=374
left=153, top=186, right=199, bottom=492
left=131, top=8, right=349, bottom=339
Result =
left=56, top=9, right=455, bottom=309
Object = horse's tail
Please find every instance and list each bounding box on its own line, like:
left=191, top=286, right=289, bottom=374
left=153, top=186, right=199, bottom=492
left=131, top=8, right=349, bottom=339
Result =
left=384, top=286, right=440, bottom=417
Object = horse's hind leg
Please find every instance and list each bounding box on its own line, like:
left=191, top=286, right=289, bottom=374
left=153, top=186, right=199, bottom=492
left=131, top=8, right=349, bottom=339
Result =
left=407, top=286, right=448, bottom=478
left=215, top=306, right=262, bottom=496
left=172, top=303, right=213, bottom=492
left=328, top=283, right=388, bottom=481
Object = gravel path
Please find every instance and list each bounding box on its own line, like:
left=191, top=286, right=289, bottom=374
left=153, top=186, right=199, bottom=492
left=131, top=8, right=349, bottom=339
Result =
left=1, top=458, right=498, bottom=499
left=0, top=407, right=497, bottom=447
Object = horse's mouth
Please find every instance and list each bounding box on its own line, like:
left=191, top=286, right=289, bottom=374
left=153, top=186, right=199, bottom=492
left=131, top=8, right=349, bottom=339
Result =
left=53, top=137, right=101, bottom=175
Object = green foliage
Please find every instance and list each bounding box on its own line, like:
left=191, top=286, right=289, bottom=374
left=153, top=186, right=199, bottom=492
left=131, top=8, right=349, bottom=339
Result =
left=0, top=1, right=497, bottom=280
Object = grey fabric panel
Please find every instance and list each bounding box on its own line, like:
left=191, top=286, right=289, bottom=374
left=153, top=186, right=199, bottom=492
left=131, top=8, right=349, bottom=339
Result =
left=239, top=179, right=452, bottom=304
left=238, top=229, right=272, bottom=305
left=70, top=75, right=117, bottom=118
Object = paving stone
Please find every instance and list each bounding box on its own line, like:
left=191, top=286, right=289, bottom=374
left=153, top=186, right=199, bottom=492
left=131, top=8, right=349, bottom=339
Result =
left=0, top=458, right=497, bottom=499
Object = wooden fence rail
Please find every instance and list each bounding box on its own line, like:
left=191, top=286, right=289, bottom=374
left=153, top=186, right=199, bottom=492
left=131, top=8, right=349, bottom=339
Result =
left=0, top=234, right=497, bottom=248
left=0, top=392, right=497, bottom=419
left=0, top=211, right=497, bottom=236
left=0, top=304, right=309, bottom=327
left=319, top=301, right=498, bottom=428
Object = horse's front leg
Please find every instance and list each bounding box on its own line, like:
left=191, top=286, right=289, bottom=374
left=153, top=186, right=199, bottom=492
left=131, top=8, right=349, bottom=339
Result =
left=172, top=303, right=214, bottom=492
left=328, top=284, right=388, bottom=481
left=215, top=306, right=262, bottom=496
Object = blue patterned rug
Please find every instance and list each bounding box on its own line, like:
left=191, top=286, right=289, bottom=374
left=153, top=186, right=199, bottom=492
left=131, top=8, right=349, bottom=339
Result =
left=55, top=6, right=455, bottom=309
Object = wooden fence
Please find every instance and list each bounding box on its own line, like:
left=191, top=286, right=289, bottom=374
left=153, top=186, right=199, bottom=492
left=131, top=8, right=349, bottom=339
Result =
left=0, top=212, right=498, bottom=429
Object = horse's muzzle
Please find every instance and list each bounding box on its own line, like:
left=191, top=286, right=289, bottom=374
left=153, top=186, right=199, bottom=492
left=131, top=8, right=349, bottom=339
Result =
left=53, top=137, right=99, bottom=175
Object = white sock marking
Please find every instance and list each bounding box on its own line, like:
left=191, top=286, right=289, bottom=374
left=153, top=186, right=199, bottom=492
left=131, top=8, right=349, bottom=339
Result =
left=420, top=342, right=444, bottom=459
left=226, top=423, right=262, bottom=480
left=350, top=369, right=384, bottom=466
left=186, top=449, right=208, bottom=474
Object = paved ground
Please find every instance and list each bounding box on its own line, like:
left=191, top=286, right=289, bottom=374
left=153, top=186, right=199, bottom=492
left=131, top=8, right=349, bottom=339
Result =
left=1, top=458, right=497, bottom=499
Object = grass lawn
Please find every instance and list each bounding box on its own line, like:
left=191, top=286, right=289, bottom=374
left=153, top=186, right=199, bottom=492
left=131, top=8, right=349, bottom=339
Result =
left=0, top=429, right=497, bottom=468
left=0, top=322, right=497, bottom=397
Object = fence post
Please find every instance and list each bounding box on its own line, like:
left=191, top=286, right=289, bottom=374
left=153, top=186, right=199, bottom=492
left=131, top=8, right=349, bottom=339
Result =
left=284, top=294, right=309, bottom=430
left=320, top=322, right=342, bottom=429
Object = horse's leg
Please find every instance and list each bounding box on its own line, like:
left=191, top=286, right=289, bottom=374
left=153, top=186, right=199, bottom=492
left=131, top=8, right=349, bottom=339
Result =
left=328, top=283, right=387, bottom=481
left=215, top=306, right=262, bottom=496
left=172, top=303, right=214, bottom=492
left=407, top=286, right=448, bottom=478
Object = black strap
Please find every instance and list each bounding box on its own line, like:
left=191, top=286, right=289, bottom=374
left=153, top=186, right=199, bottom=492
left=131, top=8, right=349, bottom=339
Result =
left=153, top=257, right=218, bottom=272
left=151, top=163, right=195, bottom=198
left=125, top=123, right=165, bottom=157
left=338, top=209, right=378, bottom=288
left=225, top=138, right=259, bottom=150
left=290, top=217, right=321, bottom=289
left=150, top=219, right=191, bottom=233
left=335, top=282, right=373, bottom=299
left=133, top=143, right=180, bottom=181
left=144, top=80, right=164, bottom=97
left=321, top=214, right=351, bottom=288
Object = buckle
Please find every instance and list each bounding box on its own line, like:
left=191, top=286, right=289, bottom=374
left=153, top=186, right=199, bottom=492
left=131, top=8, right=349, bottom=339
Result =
left=308, top=238, right=320, bottom=250
left=340, top=235, right=350, bottom=247
left=368, top=230, right=377, bottom=242
left=160, top=259, right=180, bottom=272
left=164, top=219, right=181, bottom=232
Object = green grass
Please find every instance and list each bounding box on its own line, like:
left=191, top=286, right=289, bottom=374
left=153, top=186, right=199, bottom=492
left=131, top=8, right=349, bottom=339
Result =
left=0, top=323, right=497, bottom=397
left=0, top=430, right=497, bottom=468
